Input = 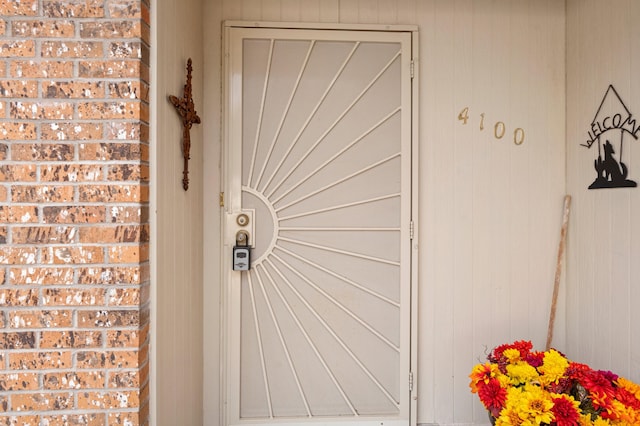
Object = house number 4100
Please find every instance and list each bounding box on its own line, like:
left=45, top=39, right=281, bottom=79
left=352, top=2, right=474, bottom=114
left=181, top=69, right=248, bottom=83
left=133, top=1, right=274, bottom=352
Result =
left=457, top=107, right=525, bottom=146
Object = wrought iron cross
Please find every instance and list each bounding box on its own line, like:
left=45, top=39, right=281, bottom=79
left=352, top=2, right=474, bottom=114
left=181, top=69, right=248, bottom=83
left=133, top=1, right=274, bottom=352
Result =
left=169, top=58, right=201, bottom=191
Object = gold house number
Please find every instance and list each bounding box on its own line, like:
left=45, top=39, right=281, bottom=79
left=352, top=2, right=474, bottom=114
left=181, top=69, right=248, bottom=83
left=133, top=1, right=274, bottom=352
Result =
left=458, top=107, right=525, bottom=145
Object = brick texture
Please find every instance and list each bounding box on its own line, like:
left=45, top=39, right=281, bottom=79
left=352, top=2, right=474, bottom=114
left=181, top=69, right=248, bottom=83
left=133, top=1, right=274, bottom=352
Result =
left=0, top=0, right=150, bottom=424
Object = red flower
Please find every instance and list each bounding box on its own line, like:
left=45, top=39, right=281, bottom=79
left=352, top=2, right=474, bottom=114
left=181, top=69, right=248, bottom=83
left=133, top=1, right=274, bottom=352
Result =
left=551, top=395, right=581, bottom=426
left=477, top=378, right=507, bottom=416
left=616, top=387, right=640, bottom=411
left=490, top=340, right=533, bottom=362
left=547, top=377, right=573, bottom=394
left=582, top=370, right=615, bottom=397
left=526, top=351, right=545, bottom=368
left=566, top=362, right=591, bottom=381
left=489, top=340, right=534, bottom=373
left=600, top=370, right=619, bottom=382
left=590, top=390, right=614, bottom=414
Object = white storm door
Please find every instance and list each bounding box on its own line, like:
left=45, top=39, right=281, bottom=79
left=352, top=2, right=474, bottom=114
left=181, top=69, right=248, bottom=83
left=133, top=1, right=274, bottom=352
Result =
left=223, top=25, right=415, bottom=426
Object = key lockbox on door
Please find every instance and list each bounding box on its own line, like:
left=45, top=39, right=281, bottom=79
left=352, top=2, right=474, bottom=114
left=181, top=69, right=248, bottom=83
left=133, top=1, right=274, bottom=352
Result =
left=233, top=230, right=250, bottom=271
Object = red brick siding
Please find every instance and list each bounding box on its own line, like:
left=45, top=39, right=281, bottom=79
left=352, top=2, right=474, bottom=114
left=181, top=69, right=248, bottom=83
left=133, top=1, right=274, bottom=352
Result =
left=0, top=0, right=150, bottom=424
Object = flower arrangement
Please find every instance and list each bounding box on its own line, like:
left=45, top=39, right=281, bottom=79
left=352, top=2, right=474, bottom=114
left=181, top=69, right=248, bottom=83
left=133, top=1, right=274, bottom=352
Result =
left=469, top=340, right=640, bottom=425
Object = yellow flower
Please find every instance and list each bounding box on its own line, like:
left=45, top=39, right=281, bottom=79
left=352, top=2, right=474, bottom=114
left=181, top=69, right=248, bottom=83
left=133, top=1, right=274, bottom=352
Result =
left=503, top=348, right=522, bottom=364
left=496, top=388, right=527, bottom=425
left=499, top=384, right=554, bottom=426
left=578, top=414, right=593, bottom=426
left=497, top=372, right=511, bottom=388
left=506, top=362, right=539, bottom=385
left=538, top=349, right=568, bottom=385
left=495, top=406, right=524, bottom=426
left=518, top=384, right=554, bottom=425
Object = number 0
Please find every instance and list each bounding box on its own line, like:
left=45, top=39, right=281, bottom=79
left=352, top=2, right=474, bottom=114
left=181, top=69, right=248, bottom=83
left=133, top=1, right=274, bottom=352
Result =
left=494, top=122, right=505, bottom=139
left=514, top=128, right=525, bottom=145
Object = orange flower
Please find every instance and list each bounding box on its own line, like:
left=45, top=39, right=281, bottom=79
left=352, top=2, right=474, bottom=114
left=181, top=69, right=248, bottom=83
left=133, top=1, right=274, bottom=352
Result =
left=469, top=362, right=499, bottom=393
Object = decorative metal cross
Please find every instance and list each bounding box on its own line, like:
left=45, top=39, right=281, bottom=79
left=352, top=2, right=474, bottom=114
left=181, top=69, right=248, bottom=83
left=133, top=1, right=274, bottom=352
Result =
left=169, top=58, right=201, bottom=191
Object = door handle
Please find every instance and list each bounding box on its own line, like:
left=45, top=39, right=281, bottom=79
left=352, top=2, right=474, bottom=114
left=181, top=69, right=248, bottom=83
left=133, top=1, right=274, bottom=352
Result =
left=229, top=210, right=255, bottom=248
left=236, top=213, right=249, bottom=227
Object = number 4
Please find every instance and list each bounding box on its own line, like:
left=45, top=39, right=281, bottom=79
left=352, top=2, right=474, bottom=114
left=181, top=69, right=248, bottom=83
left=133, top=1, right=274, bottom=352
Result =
left=457, top=107, right=469, bottom=125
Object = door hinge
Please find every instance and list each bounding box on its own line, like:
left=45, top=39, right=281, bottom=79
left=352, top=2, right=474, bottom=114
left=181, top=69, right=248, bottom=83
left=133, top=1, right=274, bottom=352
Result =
left=409, top=221, right=414, bottom=240
left=410, top=60, right=414, bottom=79
left=219, top=192, right=225, bottom=207
left=409, top=371, right=414, bottom=392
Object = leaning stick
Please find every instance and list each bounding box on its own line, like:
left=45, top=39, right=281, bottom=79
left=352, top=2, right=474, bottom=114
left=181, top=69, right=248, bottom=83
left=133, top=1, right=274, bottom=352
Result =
left=546, top=195, right=572, bottom=351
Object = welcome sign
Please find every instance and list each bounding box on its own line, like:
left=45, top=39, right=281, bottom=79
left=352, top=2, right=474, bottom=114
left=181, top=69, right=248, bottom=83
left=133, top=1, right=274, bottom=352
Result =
left=582, top=85, right=639, bottom=189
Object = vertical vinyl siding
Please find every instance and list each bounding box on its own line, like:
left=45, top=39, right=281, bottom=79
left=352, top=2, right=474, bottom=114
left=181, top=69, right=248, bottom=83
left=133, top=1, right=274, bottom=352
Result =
left=418, top=1, right=566, bottom=423
left=205, top=1, right=566, bottom=425
left=632, top=0, right=640, bottom=381
left=429, top=1, right=456, bottom=420
left=154, top=0, right=204, bottom=424
left=451, top=3, right=474, bottom=421
left=566, top=0, right=640, bottom=385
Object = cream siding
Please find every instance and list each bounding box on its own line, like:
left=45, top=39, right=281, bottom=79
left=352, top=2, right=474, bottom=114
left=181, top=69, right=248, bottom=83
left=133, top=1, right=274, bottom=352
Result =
left=153, top=0, right=640, bottom=424
left=200, top=1, right=566, bottom=425
left=152, top=0, right=205, bottom=424
left=566, top=0, right=640, bottom=385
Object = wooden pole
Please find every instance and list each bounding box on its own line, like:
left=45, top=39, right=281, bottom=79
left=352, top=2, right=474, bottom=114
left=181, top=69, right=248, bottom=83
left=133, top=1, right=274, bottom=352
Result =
left=546, top=195, right=571, bottom=351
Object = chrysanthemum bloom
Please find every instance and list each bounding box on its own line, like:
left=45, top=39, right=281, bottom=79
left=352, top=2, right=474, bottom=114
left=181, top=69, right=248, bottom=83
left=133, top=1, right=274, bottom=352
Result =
left=615, top=385, right=640, bottom=412
left=495, top=406, right=524, bottom=426
left=590, top=390, right=614, bottom=415
left=525, top=351, right=544, bottom=368
left=550, top=394, right=581, bottom=426
left=490, top=341, right=533, bottom=364
left=598, top=399, right=634, bottom=422
left=502, top=384, right=554, bottom=426
left=546, top=376, right=573, bottom=395
left=477, top=378, right=507, bottom=417
left=503, top=348, right=522, bottom=364
left=539, top=349, right=569, bottom=386
left=519, top=386, right=555, bottom=425
left=578, top=413, right=594, bottom=426
left=583, top=370, right=615, bottom=397
left=470, top=362, right=500, bottom=392
left=616, top=377, right=640, bottom=402
left=600, top=370, right=619, bottom=382
left=471, top=342, right=640, bottom=426
left=505, top=362, right=539, bottom=386
left=566, top=362, right=591, bottom=382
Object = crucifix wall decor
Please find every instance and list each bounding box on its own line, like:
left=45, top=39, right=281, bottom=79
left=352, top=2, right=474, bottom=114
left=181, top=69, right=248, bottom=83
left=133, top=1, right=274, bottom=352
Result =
left=169, top=58, right=201, bottom=191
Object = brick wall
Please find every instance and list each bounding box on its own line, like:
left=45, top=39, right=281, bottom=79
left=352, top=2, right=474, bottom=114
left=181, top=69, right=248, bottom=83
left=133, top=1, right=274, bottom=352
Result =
left=0, top=1, right=150, bottom=424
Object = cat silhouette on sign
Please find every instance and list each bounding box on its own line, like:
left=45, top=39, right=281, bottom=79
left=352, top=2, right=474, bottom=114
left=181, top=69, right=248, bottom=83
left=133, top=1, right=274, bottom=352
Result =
left=584, top=85, right=638, bottom=189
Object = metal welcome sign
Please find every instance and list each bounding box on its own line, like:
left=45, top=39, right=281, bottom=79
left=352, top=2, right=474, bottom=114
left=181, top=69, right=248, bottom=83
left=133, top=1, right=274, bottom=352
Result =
left=582, top=85, right=639, bottom=189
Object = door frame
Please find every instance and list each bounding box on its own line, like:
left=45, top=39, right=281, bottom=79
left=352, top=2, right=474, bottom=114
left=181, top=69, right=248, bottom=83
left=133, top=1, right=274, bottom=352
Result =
left=220, top=21, right=420, bottom=426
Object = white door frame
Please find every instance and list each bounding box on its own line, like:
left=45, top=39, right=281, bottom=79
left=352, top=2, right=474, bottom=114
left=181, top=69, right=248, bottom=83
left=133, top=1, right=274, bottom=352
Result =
left=220, top=21, right=420, bottom=426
